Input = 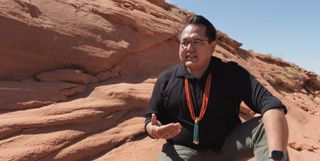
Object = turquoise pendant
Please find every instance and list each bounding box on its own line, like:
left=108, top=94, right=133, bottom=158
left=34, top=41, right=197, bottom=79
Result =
left=193, top=120, right=199, bottom=144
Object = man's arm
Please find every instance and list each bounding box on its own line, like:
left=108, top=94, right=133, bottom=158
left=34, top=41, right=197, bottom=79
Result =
left=232, top=63, right=289, bottom=160
left=262, top=108, right=289, bottom=161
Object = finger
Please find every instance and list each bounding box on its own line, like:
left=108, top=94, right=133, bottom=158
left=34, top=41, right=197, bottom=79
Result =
left=170, top=127, right=181, bottom=138
left=166, top=124, right=182, bottom=138
left=151, top=113, right=157, bottom=125
left=155, top=124, right=173, bottom=137
left=161, top=123, right=181, bottom=131
left=157, top=123, right=182, bottom=138
left=162, top=128, right=180, bottom=139
left=157, top=123, right=175, bottom=134
left=175, top=123, right=182, bottom=129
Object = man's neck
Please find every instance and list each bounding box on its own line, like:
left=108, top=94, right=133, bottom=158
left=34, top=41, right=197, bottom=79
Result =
left=187, top=62, right=210, bottom=79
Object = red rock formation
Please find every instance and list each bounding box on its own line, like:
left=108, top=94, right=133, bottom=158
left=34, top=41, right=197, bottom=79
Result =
left=36, top=69, right=98, bottom=84
left=0, top=0, right=319, bottom=161
left=0, top=80, right=85, bottom=111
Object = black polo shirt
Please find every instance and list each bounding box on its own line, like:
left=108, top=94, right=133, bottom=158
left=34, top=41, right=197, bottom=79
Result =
left=145, top=56, right=286, bottom=151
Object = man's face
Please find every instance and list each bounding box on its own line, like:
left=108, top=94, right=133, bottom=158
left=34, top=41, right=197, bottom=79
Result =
left=179, top=24, right=215, bottom=72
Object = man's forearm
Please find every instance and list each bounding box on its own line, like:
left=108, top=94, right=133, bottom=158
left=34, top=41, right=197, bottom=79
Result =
left=262, top=108, right=289, bottom=152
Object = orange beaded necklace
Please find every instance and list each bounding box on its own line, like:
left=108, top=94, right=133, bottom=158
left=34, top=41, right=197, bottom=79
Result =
left=184, top=73, right=212, bottom=144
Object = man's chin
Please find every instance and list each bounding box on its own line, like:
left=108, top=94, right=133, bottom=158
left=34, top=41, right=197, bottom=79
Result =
left=185, top=61, right=197, bottom=68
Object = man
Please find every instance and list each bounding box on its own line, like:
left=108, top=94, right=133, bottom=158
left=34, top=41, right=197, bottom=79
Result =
left=145, top=15, right=289, bottom=161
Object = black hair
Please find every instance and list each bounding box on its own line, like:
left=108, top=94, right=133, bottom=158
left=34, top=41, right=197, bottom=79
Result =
left=179, top=15, right=217, bottom=43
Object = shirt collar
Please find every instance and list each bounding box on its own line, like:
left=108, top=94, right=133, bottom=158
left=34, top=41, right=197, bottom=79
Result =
left=176, top=56, right=215, bottom=79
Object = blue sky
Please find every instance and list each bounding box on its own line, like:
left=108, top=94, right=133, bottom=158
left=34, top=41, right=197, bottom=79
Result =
left=166, top=0, right=320, bottom=74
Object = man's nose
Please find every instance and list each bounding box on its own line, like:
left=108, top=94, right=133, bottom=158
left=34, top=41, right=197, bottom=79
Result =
left=186, top=42, right=195, bottom=51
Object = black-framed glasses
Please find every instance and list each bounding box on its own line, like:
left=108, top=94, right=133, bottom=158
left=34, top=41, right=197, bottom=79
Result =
left=180, top=39, right=208, bottom=49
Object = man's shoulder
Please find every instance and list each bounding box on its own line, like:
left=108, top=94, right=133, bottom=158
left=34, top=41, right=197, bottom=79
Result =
left=211, top=56, right=240, bottom=73
left=158, top=64, right=183, bottom=80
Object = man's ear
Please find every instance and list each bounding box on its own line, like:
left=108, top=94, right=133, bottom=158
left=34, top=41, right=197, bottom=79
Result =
left=210, top=41, right=217, bottom=53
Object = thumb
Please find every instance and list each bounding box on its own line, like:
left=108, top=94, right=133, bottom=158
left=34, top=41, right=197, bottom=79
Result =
left=151, top=113, right=157, bottom=125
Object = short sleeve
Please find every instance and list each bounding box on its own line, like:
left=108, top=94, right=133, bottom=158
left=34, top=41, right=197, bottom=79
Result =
left=233, top=63, right=287, bottom=114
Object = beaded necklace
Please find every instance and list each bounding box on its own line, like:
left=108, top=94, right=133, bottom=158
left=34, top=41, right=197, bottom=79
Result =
left=184, top=73, right=212, bottom=144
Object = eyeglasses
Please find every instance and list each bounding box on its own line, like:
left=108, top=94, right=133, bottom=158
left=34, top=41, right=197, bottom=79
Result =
left=180, top=39, right=208, bottom=49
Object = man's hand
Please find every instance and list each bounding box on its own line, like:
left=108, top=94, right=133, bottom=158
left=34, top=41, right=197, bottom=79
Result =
left=147, top=114, right=182, bottom=139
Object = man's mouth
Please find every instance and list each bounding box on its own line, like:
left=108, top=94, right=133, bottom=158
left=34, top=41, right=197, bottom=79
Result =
left=186, top=55, right=197, bottom=60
